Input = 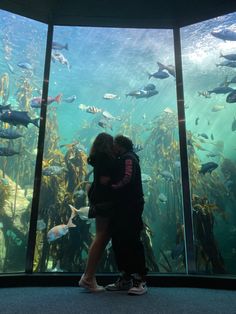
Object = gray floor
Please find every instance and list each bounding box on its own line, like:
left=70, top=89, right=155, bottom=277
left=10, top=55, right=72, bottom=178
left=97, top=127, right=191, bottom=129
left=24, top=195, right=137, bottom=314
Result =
left=0, top=286, right=235, bottom=314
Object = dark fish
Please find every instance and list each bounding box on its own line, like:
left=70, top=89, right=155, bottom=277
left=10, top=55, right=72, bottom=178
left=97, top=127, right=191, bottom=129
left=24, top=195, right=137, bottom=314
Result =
left=42, top=166, right=67, bottom=176
left=208, top=86, right=234, bottom=94
left=199, top=162, right=218, bottom=175
left=226, top=90, right=236, bottom=103
left=0, top=146, right=19, bottom=156
left=220, top=52, right=236, bottom=61
left=157, top=61, right=176, bottom=77
left=126, top=86, right=158, bottom=99
left=147, top=70, right=169, bottom=79
left=232, top=117, right=236, bottom=132
left=195, top=117, right=199, bottom=125
left=211, top=133, right=214, bottom=140
left=30, top=94, right=62, bottom=108
left=198, top=133, right=208, bottom=139
left=98, top=119, right=113, bottom=130
left=52, top=42, right=68, bottom=50
left=211, top=29, right=236, bottom=41
left=216, top=60, right=236, bottom=68
left=143, top=83, right=156, bottom=91
left=0, top=104, right=11, bottom=113
left=0, top=110, right=39, bottom=128
left=0, top=128, right=23, bottom=139
left=17, top=62, right=33, bottom=70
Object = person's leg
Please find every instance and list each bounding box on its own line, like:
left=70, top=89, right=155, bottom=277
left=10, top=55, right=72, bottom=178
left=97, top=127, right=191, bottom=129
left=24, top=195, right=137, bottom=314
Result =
left=79, top=216, right=110, bottom=291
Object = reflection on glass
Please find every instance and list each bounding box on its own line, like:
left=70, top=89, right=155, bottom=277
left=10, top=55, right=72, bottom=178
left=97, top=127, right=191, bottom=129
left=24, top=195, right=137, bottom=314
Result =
left=0, top=10, right=47, bottom=272
left=35, top=26, right=186, bottom=274
left=181, top=11, right=236, bottom=275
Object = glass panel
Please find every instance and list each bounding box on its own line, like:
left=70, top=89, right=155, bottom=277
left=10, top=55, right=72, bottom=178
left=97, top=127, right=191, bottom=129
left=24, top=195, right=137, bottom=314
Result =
left=35, top=26, right=186, bottom=274
left=0, top=10, right=47, bottom=272
left=181, top=12, right=236, bottom=275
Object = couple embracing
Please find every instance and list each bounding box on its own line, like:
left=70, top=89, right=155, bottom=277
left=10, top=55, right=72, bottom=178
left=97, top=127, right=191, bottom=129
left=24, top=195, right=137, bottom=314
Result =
left=79, top=133, right=147, bottom=296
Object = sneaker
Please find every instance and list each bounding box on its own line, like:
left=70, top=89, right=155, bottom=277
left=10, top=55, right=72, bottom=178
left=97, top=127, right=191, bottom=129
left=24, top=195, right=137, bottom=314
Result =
left=79, top=274, right=105, bottom=292
left=106, top=277, right=133, bottom=291
left=128, top=279, right=147, bottom=295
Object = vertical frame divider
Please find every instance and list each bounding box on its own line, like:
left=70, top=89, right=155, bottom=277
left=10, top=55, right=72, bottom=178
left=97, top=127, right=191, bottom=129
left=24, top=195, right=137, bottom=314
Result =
left=173, top=27, right=196, bottom=274
left=25, top=22, right=54, bottom=273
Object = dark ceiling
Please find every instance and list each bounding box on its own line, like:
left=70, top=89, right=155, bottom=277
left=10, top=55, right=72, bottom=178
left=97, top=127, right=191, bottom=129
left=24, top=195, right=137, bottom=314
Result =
left=1, top=0, right=236, bottom=28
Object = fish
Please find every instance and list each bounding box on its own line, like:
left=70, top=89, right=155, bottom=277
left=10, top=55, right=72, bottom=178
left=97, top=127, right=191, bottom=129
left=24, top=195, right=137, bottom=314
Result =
left=159, top=193, right=167, bottom=203
left=6, top=62, right=14, bottom=74
left=220, top=52, right=236, bottom=61
left=198, top=133, right=208, bottom=139
left=52, top=41, right=68, bottom=50
left=210, top=134, right=214, bottom=141
left=198, top=91, right=211, bottom=98
left=0, top=128, right=23, bottom=139
left=164, top=107, right=174, bottom=114
left=232, top=117, right=236, bottom=132
left=141, top=173, right=152, bottom=183
left=0, top=146, right=19, bottom=156
left=69, top=204, right=90, bottom=222
left=133, top=144, right=143, bottom=153
left=199, top=162, right=218, bottom=175
left=195, top=117, right=199, bottom=125
left=147, top=70, right=169, bottom=79
left=63, top=95, right=77, bottom=103
left=216, top=61, right=236, bottom=68
left=98, top=119, right=113, bottom=130
left=226, top=90, right=236, bottom=103
left=37, top=219, right=46, bottom=231
left=30, top=94, right=62, bottom=108
left=0, top=110, right=39, bottom=128
left=51, top=51, right=70, bottom=70
left=211, top=104, right=225, bottom=112
left=159, top=170, right=174, bottom=181
left=47, top=205, right=78, bottom=242
left=102, top=110, right=120, bottom=121
left=211, top=29, right=236, bottom=41
left=208, top=86, right=234, bottom=94
left=0, top=104, right=11, bottom=113
left=206, top=152, right=220, bottom=158
left=42, top=165, right=67, bottom=176
left=103, top=93, right=119, bottom=100
left=157, top=61, right=176, bottom=77
left=17, top=62, right=33, bottom=70
left=86, top=106, right=102, bottom=114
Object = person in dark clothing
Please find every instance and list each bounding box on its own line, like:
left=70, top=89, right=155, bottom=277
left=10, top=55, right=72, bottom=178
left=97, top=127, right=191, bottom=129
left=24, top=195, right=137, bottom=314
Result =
left=79, top=132, right=115, bottom=292
left=106, top=135, right=148, bottom=295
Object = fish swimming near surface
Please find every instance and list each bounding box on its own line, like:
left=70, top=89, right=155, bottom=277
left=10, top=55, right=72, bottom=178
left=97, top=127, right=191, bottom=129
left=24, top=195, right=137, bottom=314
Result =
left=0, top=110, right=39, bottom=128
left=0, top=128, right=23, bottom=139
left=226, top=90, right=236, bottom=103
left=208, top=86, right=234, bottom=94
left=42, top=165, right=67, bottom=176
left=232, top=117, right=236, bottom=132
left=103, top=93, right=119, bottom=100
left=63, top=95, right=77, bottom=103
left=17, top=62, right=33, bottom=71
left=30, top=94, right=62, bottom=108
left=0, top=146, right=19, bottom=156
left=52, top=41, right=68, bottom=50
left=147, top=70, right=169, bottom=79
left=47, top=205, right=78, bottom=242
left=199, top=162, right=218, bottom=175
left=220, top=52, right=236, bottom=61
left=211, top=104, right=225, bottom=112
left=216, top=60, right=236, bottom=68
left=211, top=29, right=236, bottom=41
left=157, top=61, right=176, bottom=77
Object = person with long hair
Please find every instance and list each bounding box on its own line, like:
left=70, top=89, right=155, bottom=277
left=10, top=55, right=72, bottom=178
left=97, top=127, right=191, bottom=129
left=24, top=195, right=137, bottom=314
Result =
left=79, top=132, right=115, bottom=292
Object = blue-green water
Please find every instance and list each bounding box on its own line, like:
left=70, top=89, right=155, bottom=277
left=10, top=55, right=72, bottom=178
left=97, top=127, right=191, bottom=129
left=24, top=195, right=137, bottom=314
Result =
left=0, top=8, right=236, bottom=275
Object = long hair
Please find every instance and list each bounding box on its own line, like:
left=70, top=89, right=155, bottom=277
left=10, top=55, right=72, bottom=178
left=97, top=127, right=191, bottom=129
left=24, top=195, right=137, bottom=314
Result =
left=114, top=134, right=133, bottom=151
left=88, top=133, right=114, bottom=161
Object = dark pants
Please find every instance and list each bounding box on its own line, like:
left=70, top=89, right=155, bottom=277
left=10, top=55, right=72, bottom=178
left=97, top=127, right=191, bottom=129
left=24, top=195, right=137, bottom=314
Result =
left=110, top=203, right=147, bottom=277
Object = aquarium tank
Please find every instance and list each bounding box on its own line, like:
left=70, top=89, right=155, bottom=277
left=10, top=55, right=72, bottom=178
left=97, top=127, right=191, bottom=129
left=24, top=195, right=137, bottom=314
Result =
left=0, top=7, right=236, bottom=277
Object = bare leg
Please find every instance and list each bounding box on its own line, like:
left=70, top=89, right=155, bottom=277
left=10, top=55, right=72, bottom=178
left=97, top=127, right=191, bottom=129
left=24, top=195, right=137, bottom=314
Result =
left=83, top=216, right=110, bottom=280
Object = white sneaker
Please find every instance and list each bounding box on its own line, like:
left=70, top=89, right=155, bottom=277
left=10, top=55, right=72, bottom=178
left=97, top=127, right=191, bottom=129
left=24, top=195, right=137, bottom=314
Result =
left=128, top=280, right=147, bottom=295
left=79, top=274, right=105, bottom=292
left=106, top=277, right=133, bottom=291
